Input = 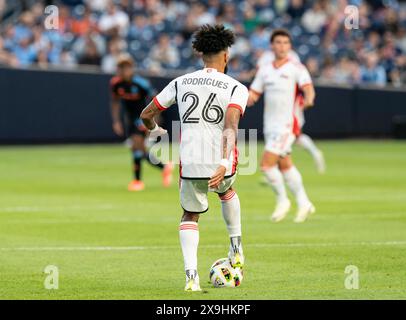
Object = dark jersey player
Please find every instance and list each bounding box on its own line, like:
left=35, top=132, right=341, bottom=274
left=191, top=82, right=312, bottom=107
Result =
left=110, top=54, right=173, bottom=191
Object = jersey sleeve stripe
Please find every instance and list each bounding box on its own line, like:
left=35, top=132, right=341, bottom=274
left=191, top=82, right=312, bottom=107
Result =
left=228, top=103, right=244, bottom=116
left=153, top=96, right=167, bottom=110
left=300, top=83, right=312, bottom=89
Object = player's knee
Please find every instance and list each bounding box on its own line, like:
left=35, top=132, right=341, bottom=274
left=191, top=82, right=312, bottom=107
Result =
left=261, top=152, right=278, bottom=170
left=131, top=135, right=145, bottom=150
left=279, top=158, right=293, bottom=171
left=218, top=187, right=234, bottom=199
left=133, top=149, right=144, bottom=160
left=181, top=212, right=200, bottom=222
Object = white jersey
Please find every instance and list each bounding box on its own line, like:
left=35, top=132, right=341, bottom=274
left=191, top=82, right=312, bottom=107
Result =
left=154, top=68, right=248, bottom=179
left=257, top=50, right=300, bottom=68
left=250, top=59, right=312, bottom=134
left=258, top=50, right=305, bottom=132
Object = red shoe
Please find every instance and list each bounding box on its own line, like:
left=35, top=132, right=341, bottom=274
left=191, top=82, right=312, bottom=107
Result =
left=162, top=162, right=174, bottom=187
left=128, top=180, right=145, bottom=191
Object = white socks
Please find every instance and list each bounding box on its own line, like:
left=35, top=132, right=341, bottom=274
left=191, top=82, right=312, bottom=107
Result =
left=263, top=166, right=289, bottom=203
left=220, top=191, right=243, bottom=254
left=264, top=165, right=311, bottom=208
left=296, top=134, right=319, bottom=158
left=179, top=221, right=199, bottom=272
left=220, top=191, right=241, bottom=237
left=282, top=166, right=311, bottom=207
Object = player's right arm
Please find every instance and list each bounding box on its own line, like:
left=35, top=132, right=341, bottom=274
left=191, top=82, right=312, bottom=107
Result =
left=247, top=68, right=264, bottom=107
left=140, top=79, right=177, bottom=140
left=110, top=77, right=124, bottom=136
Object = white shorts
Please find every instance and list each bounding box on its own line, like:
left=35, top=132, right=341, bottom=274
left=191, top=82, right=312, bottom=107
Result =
left=264, top=131, right=296, bottom=157
left=180, top=175, right=237, bottom=213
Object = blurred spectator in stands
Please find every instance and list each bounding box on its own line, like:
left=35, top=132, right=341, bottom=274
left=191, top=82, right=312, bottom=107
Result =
left=99, top=1, right=129, bottom=37
left=129, top=15, right=153, bottom=41
left=0, top=36, right=18, bottom=67
left=84, top=0, right=110, bottom=13
left=305, top=57, right=321, bottom=79
left=383, top=7, right=400, bottom=34
left=360, top=52, right=387, bottom=86
left=58, top=5, right=73, bottom=34
left=396, top=27, right=406, bottom=53
left=318, top=57, right=336, bottom=84
left=14, top=11, right=35, bottom=43
left=194, top=2, right=215, bottom=26
left=243, top=4, right=261, bottom=34
left=302, top=0, right=328, bottom=34
left=364, top=31, right=381, bottom=51
left=35, top=49, right=51, bottom=69
left=72, top=25, right=106, bottom=59
left=149, top=34, right=179, bottom=69
left=149, top=11, right=166, bottom=35
left=0, top=0, right=5, bottom=19
left=13, top=35, right=36, bottom=66
left=286, top=0, right=306, bottom=21
left=249, top=24, right=271, bottom=51
left=207, top=0, right=221, bottom=16
left=78, top=38, right=102, bottom=66
left=218, top=2, right=239, bottom=26
left=333, top=56, right=360, bottom=85
left=227, top=55, right=253, bottom=81
left=71, top=5, right=97, bottom=36
left=254, top=0, right=275, bottom=23
left=102, top=37, right=125, bottom=73
left=59, top=47, right=77, bottom=68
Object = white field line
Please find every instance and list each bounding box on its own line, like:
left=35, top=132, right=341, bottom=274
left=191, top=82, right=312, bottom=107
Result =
left=1, top=241, right=406, bottom=252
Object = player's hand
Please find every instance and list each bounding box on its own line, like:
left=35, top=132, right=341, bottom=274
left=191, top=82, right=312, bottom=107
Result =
left=148, top=124, right=167, bottom=141
left=112, top=121, right=124, bottom=136
left=247, top=91, right=258, bottom=107
left=208, top=165, right=227, bottom=189
left=303, top=98, right=314, bottom=109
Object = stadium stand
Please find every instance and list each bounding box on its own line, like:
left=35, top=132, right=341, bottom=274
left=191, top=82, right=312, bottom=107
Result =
left=0, top=0, right=405, bottom=87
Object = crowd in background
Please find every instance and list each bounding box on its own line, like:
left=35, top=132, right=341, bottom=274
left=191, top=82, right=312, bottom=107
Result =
left=1, top=0, right=406, bottom=87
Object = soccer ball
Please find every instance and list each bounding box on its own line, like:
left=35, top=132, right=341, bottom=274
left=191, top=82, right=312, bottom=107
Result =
left=209, top=258, right=243, bottom=288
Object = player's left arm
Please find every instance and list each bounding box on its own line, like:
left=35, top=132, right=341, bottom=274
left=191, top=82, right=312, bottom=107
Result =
left=297, top=64, right=316, bottom=109
left=301, top=83, right=316, bottom=109
left=208, top=107, right=242, bottom=188
left=209, top=85, right=248, bottom=189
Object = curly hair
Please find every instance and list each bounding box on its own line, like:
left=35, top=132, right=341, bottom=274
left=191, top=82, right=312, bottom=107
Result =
left=192, top=24, right=235, bottom=55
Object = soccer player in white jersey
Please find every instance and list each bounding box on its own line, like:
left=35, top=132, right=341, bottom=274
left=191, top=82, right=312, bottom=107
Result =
left=248, top=29, right=316, bottom=223
left=258, top=48, right=325, bottom=174
left=141, top=25, right=248, bottom=291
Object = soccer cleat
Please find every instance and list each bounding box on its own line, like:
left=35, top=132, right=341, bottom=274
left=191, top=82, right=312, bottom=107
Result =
left=127, top=180, right=145, bottom=191
left=184, top=270, right=201, bottom=292
left=271, top=199, right=291, bottom=222
left=294, top=203, right=316, bottom=223
left=162, top=162, right=174, bottom=187
left=229, top=251, right=245, bottom=269
left=314, top=150, right=326, bottom=174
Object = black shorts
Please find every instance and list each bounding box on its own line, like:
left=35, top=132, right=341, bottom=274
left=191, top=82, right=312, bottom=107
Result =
left=124, top=114, right=147, bottom=137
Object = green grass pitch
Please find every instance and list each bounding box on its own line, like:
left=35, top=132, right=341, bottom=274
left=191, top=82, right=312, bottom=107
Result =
left=0, top=140, right=405, bottom=299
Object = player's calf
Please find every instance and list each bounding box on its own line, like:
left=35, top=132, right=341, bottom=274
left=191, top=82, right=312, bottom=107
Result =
left=219, top=189, right=245, bottom=268
left=179, top=213, right=201, bottom=291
